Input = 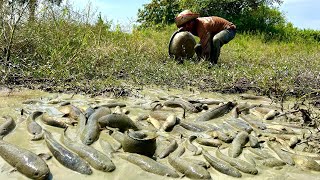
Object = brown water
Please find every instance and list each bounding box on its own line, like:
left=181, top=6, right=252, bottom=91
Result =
left=0, top=87, right=319, bottom=180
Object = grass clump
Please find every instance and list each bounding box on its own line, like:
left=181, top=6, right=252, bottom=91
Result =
left=0, top=3, right=319, bottom=98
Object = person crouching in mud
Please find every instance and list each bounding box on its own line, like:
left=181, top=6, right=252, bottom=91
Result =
left=175, top=10, right=236, bottom=66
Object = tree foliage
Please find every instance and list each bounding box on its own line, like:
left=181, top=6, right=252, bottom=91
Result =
left=137, top=0, right=286, bottom=32
left=16, top=0, right=62, bottom=22
left=137, top=0, right=181, bottom=28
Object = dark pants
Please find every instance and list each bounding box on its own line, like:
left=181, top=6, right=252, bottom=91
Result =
left=195, top=28, right=236, bottom=64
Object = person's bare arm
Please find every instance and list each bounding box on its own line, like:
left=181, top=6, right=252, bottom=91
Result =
left=200, top=32, right=212, bottom=59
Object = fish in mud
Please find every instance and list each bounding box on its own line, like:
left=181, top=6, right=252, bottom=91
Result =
left=288, top=136, right=300, bottom=148
left=292, top=154, right=320, bottom=171
left=0, top=116, right=16, bottom=137
left=231, top=107, right=240, bottom=118
left=248, top=135, right=260, bottom=148
left=182, top=158, right=210, bottom=169
left=26, top=111, right=44, bottom=141
left=185, top=135, right=202, bottom=155
left=239, top=114, right=267, bottom=130
left=202, top=150, right=242, bottom=178
left=267, top=141, right=295, bottom=166
left=100, top=131, right=122, bottom=151
left=163, top=98, right=199, bottom=113
left=58, top=104, right=83, bottom=120
left=81, top=107, right=111, bottom=145
left=187, top=98, right=224, bottom=105
left=239, top=94, right=271, bottom=101
left=136, top=120, right=157, bottom=131
left=220, top=122, right=239, bottom=137
left=77, top=112, right=87, bottom=135
left=208, top=129, right=234, bottom=143
left=168, top=154, right=212, bottom=179
left=263, top=109, right=280, bottom=120
left=160, top=114, right=179, bottom=132
left=40, top=112, right=68, bottom=128
left=195, top=101, right=236, bottom=121
left=147, top=116, right=161, bottom=129
left=179, top=121, right=209, bottom=132
left=98, top=113, right=138, bottom=132
left=226, top=118, right=253, bottom=133
left=113, top=106, right=122, bottom=114
left=216, top=149, right=258, bottom=175
left=260, top=158, right=286, bottom=167
left=118, top=152, right=179, bottom=178
left=99, top=138, right=115, bottom=158
left=0, top=138, right=50, bottom=179
left=155, top=137, right=171, bottom=157
left=228, top=131, right=249, bottom=158
left=234, top=102, right=259, bottom=114
left=195, top=137, right=222, bottom=147
left=170, top=144, right=186, bottom=158
left=110, top=130, right=126, bottom=144
left=149, top=111, right=170, bottom=121
left=84, top=107, right=95, bottom=119
left=135, top=114, right=149, bottom=121
left=158, top=139, right=178, bottom=159
left=99, top=102, right=126, bottom=108
left=44, top=130, right=92, bottom=175
left=59, top=105, right=86, bottom=135
left=243, top=153, right=256, bottom=166
left=61, top=128, right=116, bottom=172
left=247, top=148, right=274, bottom=159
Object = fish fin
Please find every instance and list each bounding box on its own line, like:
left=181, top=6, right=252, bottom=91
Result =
left=64, top=126, right=69, bottom=132
left=68, top=119, right=78, bottom=126
left=9, top=168, right=17, bottom=174
left=38, top=153, right=52, bottom=161
left=182, top=108, right=186, bottom=119
left=20, top=109, right=24, bottom=115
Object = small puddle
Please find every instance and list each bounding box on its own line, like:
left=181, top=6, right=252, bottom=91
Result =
left=0, top=87, right=319, bottom=180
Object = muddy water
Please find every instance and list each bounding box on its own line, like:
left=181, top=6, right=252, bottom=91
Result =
left=0, top=87, right=319, bottom=180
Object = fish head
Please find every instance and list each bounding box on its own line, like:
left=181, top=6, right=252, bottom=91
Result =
left=81, top=133, right=98, bottom=145
left=29, top=166, right=50, bottom=180
left=79, top=165, right=93, bottom=175
left=83, top=137, right=94, bottom=145
left=102, top=163, right=116, bottom=172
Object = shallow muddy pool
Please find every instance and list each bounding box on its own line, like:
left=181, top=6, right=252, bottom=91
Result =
left=0, top=87, right=319, bottom=180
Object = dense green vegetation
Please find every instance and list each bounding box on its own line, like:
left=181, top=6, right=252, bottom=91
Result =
left=138, top=0, right=285, bottom=32
left=137, top=0, right=320, bottom=42
left=0, top=1, right=319, bottom=98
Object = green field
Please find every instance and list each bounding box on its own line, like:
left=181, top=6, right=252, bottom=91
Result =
left=1, top=5, right=319, bottom=99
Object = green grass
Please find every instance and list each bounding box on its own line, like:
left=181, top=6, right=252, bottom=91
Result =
left=1, top=5, right=319, bottom=98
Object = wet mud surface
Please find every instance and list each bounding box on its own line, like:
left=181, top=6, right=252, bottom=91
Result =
left=0, top=87, right=319, bottom=180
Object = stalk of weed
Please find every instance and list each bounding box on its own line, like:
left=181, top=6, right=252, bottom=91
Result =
left=0, top=3, right=319, bottom=98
